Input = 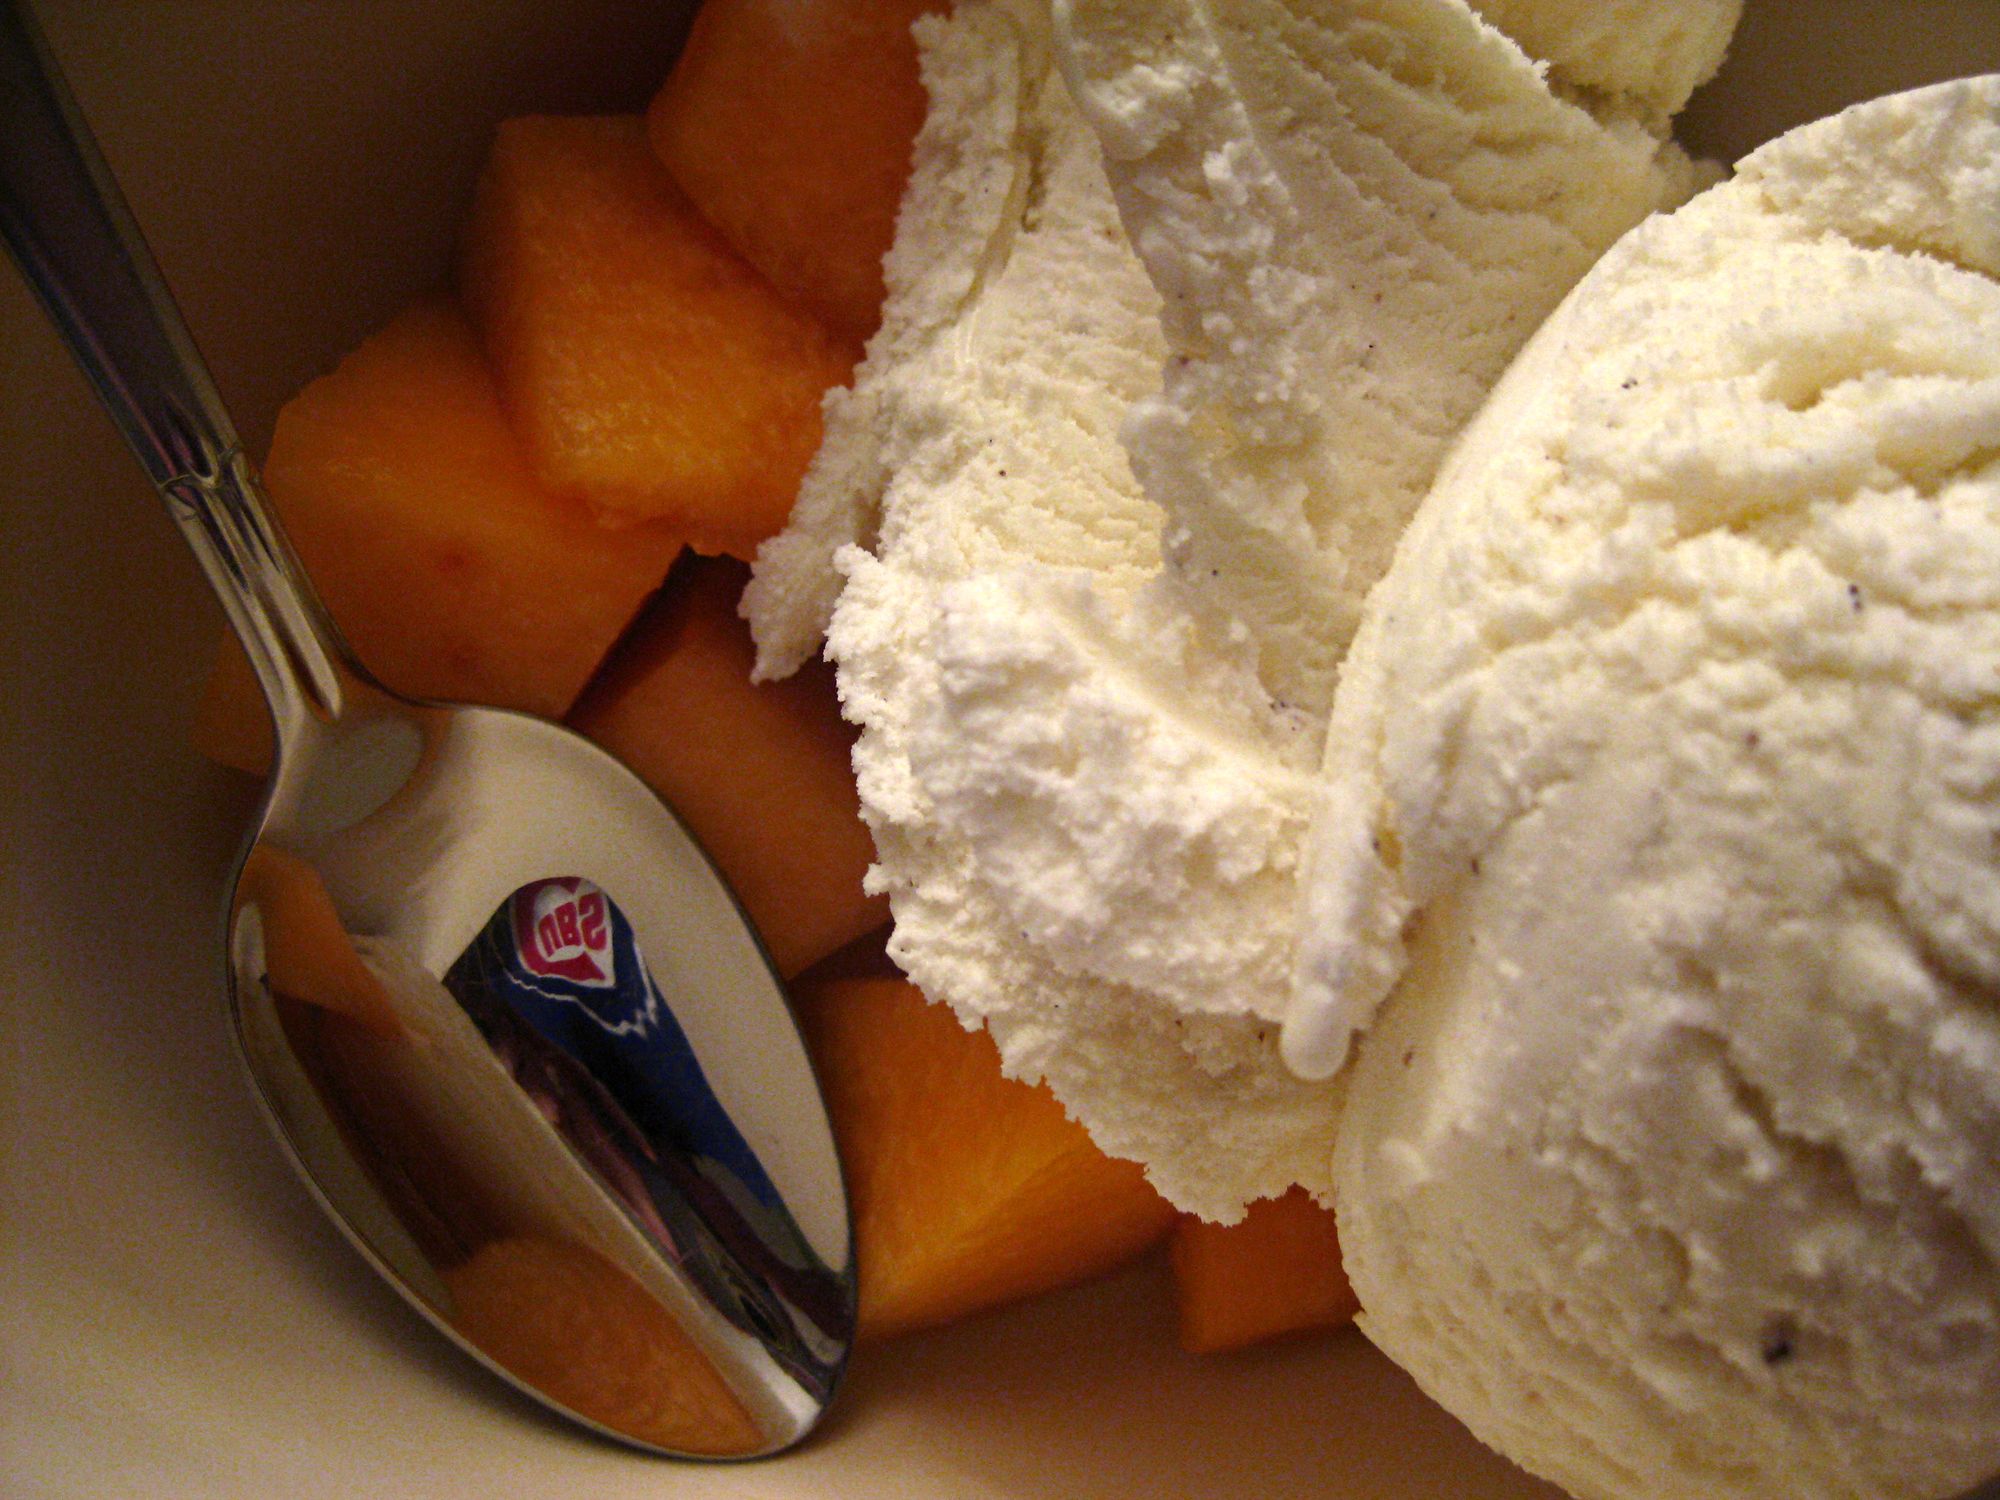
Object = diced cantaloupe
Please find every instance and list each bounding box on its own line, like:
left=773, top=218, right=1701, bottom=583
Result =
left=235, top=846, right=404, bottom=1038
left=646, top=0, right=941, bottom=344
left=569, top=556, right=884, bottom=977
left=792, top=924, right=901, bottom=988
left=445, top=1235, right=764, bottom=1456
left=191, top=630, right=277, bottom=776
left=1169, top=1186, right=1360, bottom=1354
left=796, top=976, right=1176, bottom=1341
left=461, top=115, right=854, bottom=555
left=189, top=300, right=683, bottom=776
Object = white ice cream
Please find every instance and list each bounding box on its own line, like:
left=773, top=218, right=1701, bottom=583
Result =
left=1462, top=0, right=1741, bottom=120
left=1308, top=78, right=2000, bottom=1499
left=1056, top=0, right=1726, bottom=722
left=748, top=0, right=1729, bottom=1218
left=750, top=0, right=1336, bottom=1216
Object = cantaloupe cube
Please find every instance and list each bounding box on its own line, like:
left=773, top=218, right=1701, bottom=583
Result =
left=190, top=630, right=276, bottom=776
left=647, top=0, right=941, bottom=344
left=461, top=115, right=854, bottom=555
left=190, top=301, right=684, bottom=776
left=569, top=557, right=884, bottom=977
left=1170, top=1186, right=1360, bottom=1354
left=445, top=1235, right=764, bottom=1456
left=796, top=976, right=1176, bottom=1341
left=235, top=846, right=404, bottom=1038
left=792, top=925, right=901, bottom=988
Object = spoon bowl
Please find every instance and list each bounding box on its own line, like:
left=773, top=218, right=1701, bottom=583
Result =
left=0, top=0, right=853, bottom=1458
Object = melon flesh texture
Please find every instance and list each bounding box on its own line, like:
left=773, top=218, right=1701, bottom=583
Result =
left=235, top=846, right=404, bottom=1038
left=797, top=976, right=1176, bottom=1341
left=1170, top=1187, right=1359, bottom=1354
left=461, top=115, right=855, bottom=556
left=569, top=557, right=886, bottom=978
left=189, top=301, right=683, bottom=776
left=647, top=0, right=941, bottom=345
left=190, top=631, right=278, bottom=775
left=445, top=1235, right=764, bottom=1457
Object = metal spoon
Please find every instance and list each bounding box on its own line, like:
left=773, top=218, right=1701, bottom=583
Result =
left=0, top=0, right=853, bottom=1459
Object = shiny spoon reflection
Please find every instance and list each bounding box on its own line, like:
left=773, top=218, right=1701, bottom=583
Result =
left=0, top=0, right=854, bottom=1457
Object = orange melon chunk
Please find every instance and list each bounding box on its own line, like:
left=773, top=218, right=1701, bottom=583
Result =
left=797, top=976, right=1176, bottom=1341
left=445, top=1235, right=764, bottom=1456
left=235, top=846, right=404, bottom=1038
left=190, top=629, right=276, bottom=776
left=461, top=115, right=855, bottom=554
left=647, top=0, right=941, bottom=344
left=190, top=300, right=683, bottom=776
left=569, top=557, right=884, bottom=977
left=1170, top=1186, right=1360, bottom=1354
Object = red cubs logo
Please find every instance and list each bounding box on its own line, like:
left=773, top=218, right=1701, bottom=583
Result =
left=510, top=877, right=615, bottom=987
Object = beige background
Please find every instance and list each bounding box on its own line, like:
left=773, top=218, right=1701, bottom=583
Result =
left=3, top=3, right=1996, bottom=1496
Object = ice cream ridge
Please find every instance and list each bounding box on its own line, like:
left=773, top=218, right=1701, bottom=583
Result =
left=749, top=0, right=1732, bottom=1219
left=749, top=0, right=2000, bottom=1495
left=1304, top=74, right=2000, bottom=1500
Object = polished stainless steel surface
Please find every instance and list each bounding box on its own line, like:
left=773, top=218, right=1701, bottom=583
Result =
left=0, top=0, right=853, bottom=1458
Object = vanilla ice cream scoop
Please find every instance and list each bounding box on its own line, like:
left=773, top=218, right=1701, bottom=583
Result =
left=749, top=0, right=1734, bottom=1220
left=750, top=0, right=1342, bottom=1217
left=1305, top=77, right=2000, bottom=1498
left=1056, top=0, right=1730, bottom=723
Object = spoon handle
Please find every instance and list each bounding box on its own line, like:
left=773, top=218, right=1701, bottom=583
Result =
left=0, top=0, right=350, bottom=745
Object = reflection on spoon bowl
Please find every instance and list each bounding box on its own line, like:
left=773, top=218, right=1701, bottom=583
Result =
left=0, top=0, right=854, bottom=1458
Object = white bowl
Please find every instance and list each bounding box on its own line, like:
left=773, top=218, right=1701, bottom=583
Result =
left=5, top=4, right=1995, bottom=1496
